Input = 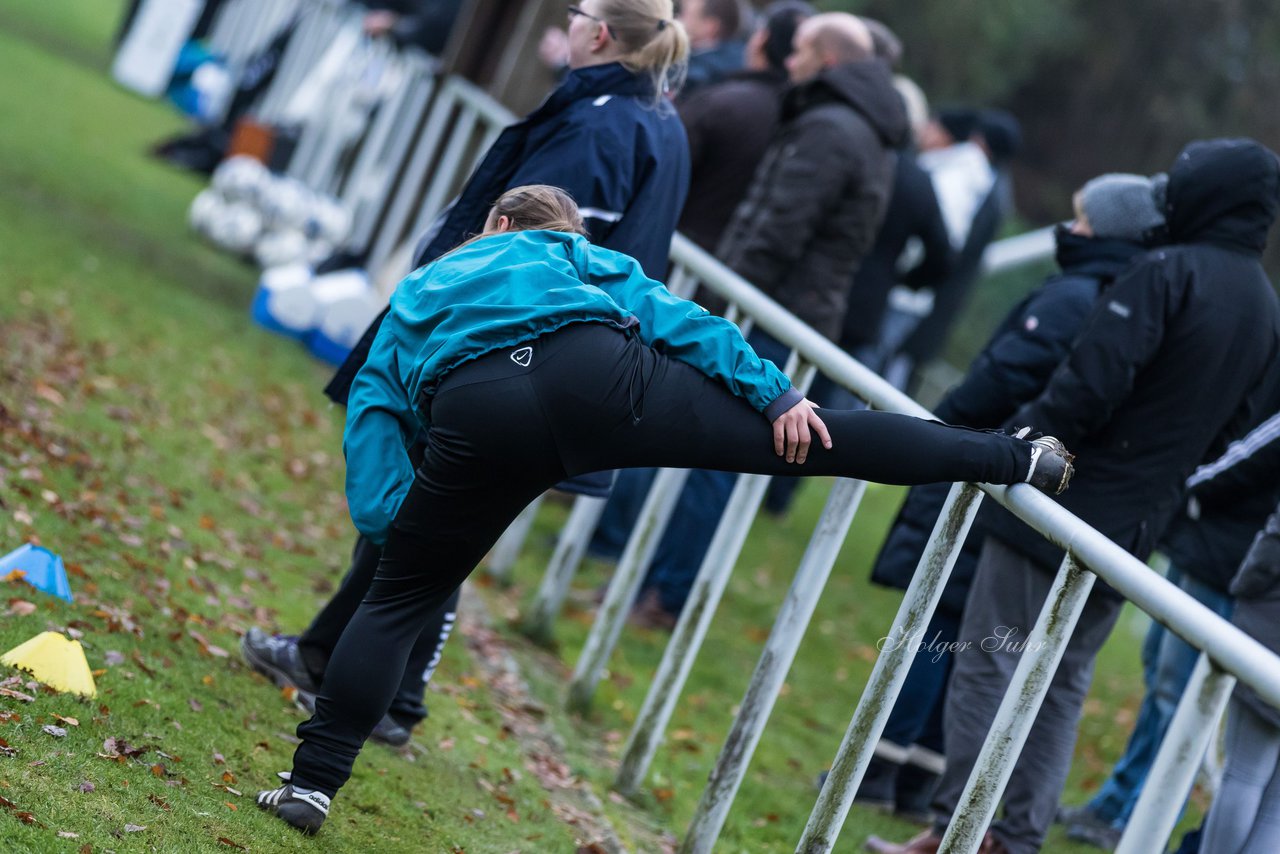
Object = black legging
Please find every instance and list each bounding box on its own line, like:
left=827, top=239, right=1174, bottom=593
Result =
left=297, top=536, right=459, bottom=728
left=291, top=323, right=1033, bottom=796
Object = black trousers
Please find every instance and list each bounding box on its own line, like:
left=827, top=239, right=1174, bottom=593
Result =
left=297, top=536, right=459, bottom=727
left=291, top=323, right=1032, bottom=796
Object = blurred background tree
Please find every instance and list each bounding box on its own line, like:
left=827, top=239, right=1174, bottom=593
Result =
left=822, top=0, right=1280, bottom=243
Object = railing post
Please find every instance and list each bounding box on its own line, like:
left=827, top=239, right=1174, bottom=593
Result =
left=796, top=482, right=985, bottom=853
left=680, top=478, right=868, bottom=854
left=940, top=553, right=1096, bottom=853
left=485, top=494, right=544, bottom=583
left=615, top=470, right=772, bottom=795
left=1115, top=653, right=1234, bottom=854
left=567, top=468, right=691, bottom=713
left=521, top=494, right=609, bottom=645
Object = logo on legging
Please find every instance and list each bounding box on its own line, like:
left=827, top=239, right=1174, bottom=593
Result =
left=511, top=346, right=533, bottom=367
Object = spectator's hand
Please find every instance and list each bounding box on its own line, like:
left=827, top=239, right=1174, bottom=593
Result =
left=363, top=10, right=400, bottom=37
left=772, top=398, right=832, bottom=465
left=538, top=26, right=569, bottom=70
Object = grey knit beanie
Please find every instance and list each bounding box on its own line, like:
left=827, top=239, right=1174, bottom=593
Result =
left=1078, top=173, right=1166, bottom=241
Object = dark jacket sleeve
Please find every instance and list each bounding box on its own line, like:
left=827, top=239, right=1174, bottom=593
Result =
left=901, top=169, right=956, bottom=290
left=1231, top=500, right=1280, bottom=598
left=726, top=112, right=865, bottom=292
left=1186, top=410, right=1280, bottom=510
left=939, top=280, right=1097, bottom=428
left=1011, top=260, right=1171, bottom=446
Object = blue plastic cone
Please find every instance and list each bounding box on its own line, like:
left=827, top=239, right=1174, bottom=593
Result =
left=0, top=544, right=73, bottom=602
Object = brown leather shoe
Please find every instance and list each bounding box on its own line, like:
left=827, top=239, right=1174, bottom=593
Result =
left=865, top=829, right=1008, bottom=854
left=978, top=831, right=1011, bottom=854
left=864, top=829, right=941, bottom=853
left=628, top=588, right=678, bottom=631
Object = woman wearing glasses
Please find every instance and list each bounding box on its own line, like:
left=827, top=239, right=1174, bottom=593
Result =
left=241, top=0, right=694, bottom=761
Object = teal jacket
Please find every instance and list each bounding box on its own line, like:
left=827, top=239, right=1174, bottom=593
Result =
left=345, top=230, right=799, bottom=542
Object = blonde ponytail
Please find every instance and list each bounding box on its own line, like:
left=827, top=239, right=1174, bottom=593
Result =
left=596, top=0, right=689, bottom=103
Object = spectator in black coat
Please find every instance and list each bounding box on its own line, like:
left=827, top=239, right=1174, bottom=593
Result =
left=624, top=12, right=909, bottom=627
left=1060, top=404, right=1280, bottom=848
left=855, top=175, right=1162, bottom=826
left=718, top=12, right=908, bottom=340
left=674, top=1, right=813, bottom=252
left=871, top=138, right=1280, bottom=854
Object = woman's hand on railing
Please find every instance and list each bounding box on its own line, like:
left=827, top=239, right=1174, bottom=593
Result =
left=772, top=398, right=832, bottom=465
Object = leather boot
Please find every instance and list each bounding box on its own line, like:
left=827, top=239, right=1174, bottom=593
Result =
left=864, top=829, right=941, bottom=853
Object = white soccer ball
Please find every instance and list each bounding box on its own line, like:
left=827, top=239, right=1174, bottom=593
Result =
left=209, top=201, right=264, bottom=254
left=259, top=263, right=320, bottom=334
left=254, top=228, right=311, bottom=268
left=261, top=178, right=315, bottom=231
left=188, top=188, right=226, bottom=236
left=311, top=199, right=352, bottom=245
left=211, top=155, right=270, bottom=202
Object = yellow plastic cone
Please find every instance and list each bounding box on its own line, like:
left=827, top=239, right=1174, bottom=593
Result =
left=1, top=632, right=97, bottom=697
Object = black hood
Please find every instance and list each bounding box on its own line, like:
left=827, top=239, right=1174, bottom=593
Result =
left=785, top=59, right=910, bottom=149
left=1166, top=138, right=1280, bottom=255
left=1053, top=225, right=1146, bottom=282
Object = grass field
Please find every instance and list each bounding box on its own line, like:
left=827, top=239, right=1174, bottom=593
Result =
left=0, top=2, right=1199, bottom=852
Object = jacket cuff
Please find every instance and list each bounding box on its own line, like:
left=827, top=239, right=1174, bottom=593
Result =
left=764, top=387, right=804, bottom=421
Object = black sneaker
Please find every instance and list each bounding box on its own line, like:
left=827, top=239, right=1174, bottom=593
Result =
left=291, top=689, right=413, bottom=748
left=1023, top=435, right=1074, bottom=495
left=256, top=772, right=330, bottom=834
left=241, top=629, right=321, bottom=694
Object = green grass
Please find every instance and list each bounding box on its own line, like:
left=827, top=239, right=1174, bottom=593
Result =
left=0, top=3, right=1202, bottom=853
left=0, top=5, right=593, bottom=852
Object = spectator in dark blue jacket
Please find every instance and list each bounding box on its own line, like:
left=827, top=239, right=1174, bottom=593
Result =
left=853, top=173, right=1163, bottom=825
left=242, top=0, right=693, bottom=748
left=677, top=0, right=747, bottom=95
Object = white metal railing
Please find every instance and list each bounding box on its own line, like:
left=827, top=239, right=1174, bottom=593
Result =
left=113, top=10, right=1264, bottom=846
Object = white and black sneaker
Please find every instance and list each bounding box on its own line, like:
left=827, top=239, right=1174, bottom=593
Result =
left=1023, top=434, right=1074, bottom=495
left=256, top=772, right=330, bottom=835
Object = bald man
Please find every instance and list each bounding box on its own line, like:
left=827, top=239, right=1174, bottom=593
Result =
left=620, top=12, right=910, bottom=630
left=717, top=12, right=908, bottom=340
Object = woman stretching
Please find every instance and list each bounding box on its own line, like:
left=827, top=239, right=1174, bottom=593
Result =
left=256, top=186, right=1073, bottom=833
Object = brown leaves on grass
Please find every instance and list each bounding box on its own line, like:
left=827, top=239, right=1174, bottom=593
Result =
left=98, top=737, right=148, bottom=762
left=0, top=793, right=43, bottom=827
left=5, top=598, right=36, bottom=616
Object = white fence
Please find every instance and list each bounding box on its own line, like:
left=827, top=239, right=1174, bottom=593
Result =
left=114, top=6, right=1280, bottom=852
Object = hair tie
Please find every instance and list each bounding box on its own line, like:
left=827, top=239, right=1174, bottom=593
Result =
left=656, top=19, right=668, bottom=31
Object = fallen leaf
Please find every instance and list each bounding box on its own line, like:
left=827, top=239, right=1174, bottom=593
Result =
left=123, top=823, right=146, bottom=832
left=78, top=781, right=95, bottom=793
left=0, top=687, right=35, bottom=703
left=57, top=831, right=79, bottom=838
left=224, top=802, right=237, bottom=811
left=217, top=838, right=247, bottom=850
left=147, top=794, right=170, bottom=811
left=42, top=725, right=67, bottom=738
left=222, top=770, right=237, bottom=784
left=5, top=599, right=36, bottom=617
left=53, top=714, right=79, bottom=727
